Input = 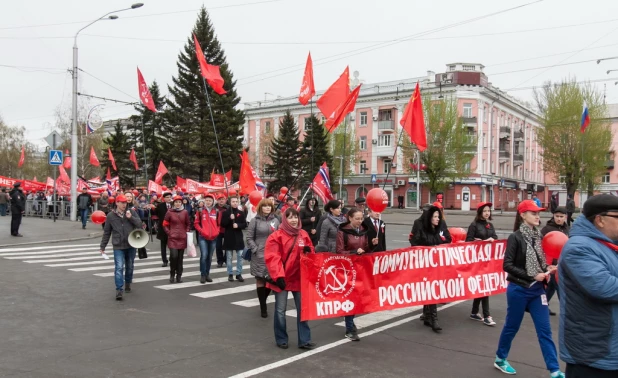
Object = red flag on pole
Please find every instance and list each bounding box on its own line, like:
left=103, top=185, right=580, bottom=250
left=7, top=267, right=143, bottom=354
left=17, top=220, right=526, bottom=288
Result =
left=193, top=34, right=227, bottom=95
left=63, top=149, right=71, bottom=169
left=18, top=145, right=25, bottom=168
left=326, top=84, right=361, bottom=133
left=239, top=151, right=258, bottom=195
left=400, top=83, right=427, bottom=151
left=299, top=52, right=315, bottom=105
left=106, top=166, right=111, bottom=180
left=58, top=165, right=70, bottom=183
left=137, top=67, right=157, bottom=113
left=155, top=161, right=168, bottom=184
left=129, top=148, right=139, bottom=170
left=176, top=176, right=186, bottom=190
left=225, top=170, right=232, bottom=184
left=317, top=66, right=350, bottom=129
left=108, top=148, right=117, bottom=171
left=89, top=146, right=100, bottom=167
left=311, top=162, right=335, bottom=203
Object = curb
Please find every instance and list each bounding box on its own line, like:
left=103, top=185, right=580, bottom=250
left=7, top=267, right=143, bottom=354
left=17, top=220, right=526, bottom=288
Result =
left=0, top=233, right=103, bottom=248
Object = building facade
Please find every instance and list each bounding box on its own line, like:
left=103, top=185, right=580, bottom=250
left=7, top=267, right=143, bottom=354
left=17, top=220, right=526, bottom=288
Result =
left=243, top=63, right=546, bottom=210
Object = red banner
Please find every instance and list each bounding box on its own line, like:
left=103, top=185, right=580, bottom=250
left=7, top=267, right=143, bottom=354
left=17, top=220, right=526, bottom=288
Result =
left=300, top=240, right=507, bottom=321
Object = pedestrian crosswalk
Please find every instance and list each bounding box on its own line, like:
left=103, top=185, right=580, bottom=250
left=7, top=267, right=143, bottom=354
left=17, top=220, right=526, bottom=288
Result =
left=0, top=243, right=428, bottom=329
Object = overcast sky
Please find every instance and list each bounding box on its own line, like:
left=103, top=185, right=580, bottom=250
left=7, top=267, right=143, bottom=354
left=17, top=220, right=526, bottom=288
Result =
left=1, top=0, right=617, bottom=148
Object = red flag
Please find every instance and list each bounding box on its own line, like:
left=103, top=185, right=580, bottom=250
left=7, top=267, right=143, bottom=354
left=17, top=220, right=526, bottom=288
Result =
left=400, top=83, right=427, bottom=151
left=108, top=148, right=117, bottom=171
left=317, top=66, right=350, bottom=129
left=239, top=150, right=258, bottom=195
left=176, top=176, right=186, bottom=190
left=326, top=84, right=361, bottom=133
left=46, top=177, right=54, bottom=188
left=193, top=34, right=227, bottom=95
left=155, top=161, right=168, bottom=184
left=137, top=67, right=157, bottom=113
left=129, top=148, right=139, bottom=170
left=225, top=170, right=232, bottom=184
left=299, top=52, right=315, bottom=105
left=63, top=149, right=71, bottom=169
left=89, top=146, right=100, bottom=167
left=148, top=180, right=162, bottom=195
left=106, top=167, right=111, bottom=180
left=77, top=178, right=88, bottom=191
left=311, top=162, right=335, bottom=203
left=18, top=146, right=25, bottom=168
left=210, top=173, right=224, bottom=187
left=58, top=165, right=70, bottom=183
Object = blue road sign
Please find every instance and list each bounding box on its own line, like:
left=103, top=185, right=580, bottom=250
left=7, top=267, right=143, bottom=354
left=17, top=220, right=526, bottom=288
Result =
left=49, top=150, right=63, bottom=166
left=371, top=174, right=377, bottom=183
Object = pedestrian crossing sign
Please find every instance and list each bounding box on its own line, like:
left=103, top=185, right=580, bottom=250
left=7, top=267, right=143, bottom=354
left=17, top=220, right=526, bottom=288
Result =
left=49, top=150, right=63, bottom=166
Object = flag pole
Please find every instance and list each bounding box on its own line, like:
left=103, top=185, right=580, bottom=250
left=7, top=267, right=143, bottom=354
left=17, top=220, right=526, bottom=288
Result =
left=310, top=97, right=314, bottom=195
left=140, top=114, right=153, bottom=242
left=200, top=77, right=230, bottom=198
left=298, top=185, right=312, bottom=207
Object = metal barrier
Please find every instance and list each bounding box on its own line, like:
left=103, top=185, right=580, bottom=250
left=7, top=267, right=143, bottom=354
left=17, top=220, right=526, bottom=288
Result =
left=21, top=200, right=100, bottom=220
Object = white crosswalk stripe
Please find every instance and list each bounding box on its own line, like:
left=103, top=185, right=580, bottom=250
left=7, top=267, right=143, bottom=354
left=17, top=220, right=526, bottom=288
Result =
left=93, top=263, right=200, bottom=276
left=0, top=247, right=101, bottom=256
left=231, top=292, right=292, bottom=307
left=0, top=244, right=99, bottom=253
left=4, top=251, right=100, bottom=259
left=187, top=283, right=256, bottom=297
left=26, top=256, right=105, bottom=263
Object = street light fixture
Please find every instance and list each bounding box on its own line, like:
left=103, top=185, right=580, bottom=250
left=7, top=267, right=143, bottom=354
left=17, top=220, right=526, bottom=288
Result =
left=607, top=69, right=618, bottom=75
left=70, top=3, right=144, bottom=221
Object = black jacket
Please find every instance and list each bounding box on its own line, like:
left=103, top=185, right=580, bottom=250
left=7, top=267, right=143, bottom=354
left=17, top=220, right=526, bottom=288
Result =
left=410, top=206, right=451, bottom=247
left=100, top=209, right=143, bottom=251
left=155, top=202, right=171, bottom=240
left=503, top=230, right=548, bottom=288
left=540, top=218, right=570, bottom=237
left=300, top=205, right=321, bottom=245
left=221, top=206, right=247, bottom=250
left=465, top=220, right=498, bottom=242
left=362, top=216, right=386, bottom=251
left=9, top=188, right=25, bottom=213
left=566, top=199, right=575, bottom=213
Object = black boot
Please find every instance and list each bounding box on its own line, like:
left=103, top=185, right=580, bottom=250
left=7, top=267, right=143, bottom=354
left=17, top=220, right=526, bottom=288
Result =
left=422, top=305, right=431, bottom=327
left=430, top=305, right=442, bottom=332
left=125, top=283, right=131, bottom=293
left=169, top=272, right=175, bottom=284
left=257, top=287, right=268, bottom=318
left=176, top=275, right=183, bottom=283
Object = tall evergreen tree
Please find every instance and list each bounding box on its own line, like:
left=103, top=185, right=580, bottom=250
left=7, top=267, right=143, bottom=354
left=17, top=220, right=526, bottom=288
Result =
left=264, top=110, right=302, bottom=192
left=164, top=7, right=245, bottom=181
left=128, top=80, right=170, bottom=183
left=300, top=115, right=334, bottom=191
left=102, top=121, right=134, bottom=187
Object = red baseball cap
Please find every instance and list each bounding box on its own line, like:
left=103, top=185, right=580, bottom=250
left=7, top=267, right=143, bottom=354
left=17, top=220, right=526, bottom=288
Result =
left=477, top=202, right=493, bottom=210
left=116, top=194, right=128, bottom=203
left=517, top=199, right=545, bottom=213
left=432, top=201, right=443, bottom=209
left=172, top=195, right=183, bottom=202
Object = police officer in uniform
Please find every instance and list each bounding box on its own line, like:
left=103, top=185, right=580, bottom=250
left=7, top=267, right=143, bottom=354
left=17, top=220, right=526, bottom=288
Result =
left=10, top=182, right=26, bottom=237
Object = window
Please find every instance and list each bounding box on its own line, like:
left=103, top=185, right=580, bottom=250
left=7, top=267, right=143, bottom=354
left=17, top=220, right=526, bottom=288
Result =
left=383, top=159, right=392, bottom=173
left=303, top=118, right=312, bottom=131
left=359, top=160, right=367, bottom=174
left=462, top=64, right=475, bottom=71
left=603, top=172, right=610, bottom=184
left=359, top=136, right=367, bottom=150
left=378, top=109, right=392, bottom=121
left=463, top=103, right=473, bottom=118
left=449, top=65, right=456, bottom=71
left=378, top=134, right=391, bottom=146
left=360, top=112, right=368, bottom=126
left=264, top=121, right=271, bottom=134
left=464, top=162, right=471, bottom=171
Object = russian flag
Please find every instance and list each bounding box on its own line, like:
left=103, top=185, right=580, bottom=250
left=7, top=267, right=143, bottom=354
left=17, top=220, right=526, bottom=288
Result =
left=580, top=103, right=590, bottom=133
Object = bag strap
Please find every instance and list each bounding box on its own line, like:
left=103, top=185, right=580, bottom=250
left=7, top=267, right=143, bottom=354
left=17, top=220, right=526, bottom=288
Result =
left=281, top=235, right=299, bottom=270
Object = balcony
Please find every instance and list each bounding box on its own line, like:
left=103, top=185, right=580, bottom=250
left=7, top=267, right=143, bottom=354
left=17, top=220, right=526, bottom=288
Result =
left=377, top=120, right=395, bottom=133
left=463, top=144, right=477, bottom=154
left=499, top=126, right=511, bottom=139
left=513, top=154, right=524, bottom=166
left=606, top=160, right=615, bottom=169
left=461, top=116, right=477, bottom=129
left=499, top=150, right=510, bottom=161
left=376, top=144, right=395, bottom=157
left=513, top=130, right=524, bottom=140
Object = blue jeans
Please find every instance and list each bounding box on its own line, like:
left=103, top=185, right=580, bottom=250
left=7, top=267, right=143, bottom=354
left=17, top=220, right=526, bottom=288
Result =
left=198, top=236, right=216, bottom=276
left=113, top=248, right=136, bottom=291
left=274, top=290, right=311, bottom=346
left=80, top=209, right=88, bottom=227
left=344, top=315, right=356, bottom=332
left=496, top=283, right=560, bottom=372
left=545, top=273, right=560, bottom=302
left=226, top=249, right=243, bottom=275
left=0, top=203, right=7, bottom=216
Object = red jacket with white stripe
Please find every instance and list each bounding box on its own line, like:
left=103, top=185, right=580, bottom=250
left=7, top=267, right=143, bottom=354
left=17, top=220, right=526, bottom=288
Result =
left=194, top=207, right=219, bottom=241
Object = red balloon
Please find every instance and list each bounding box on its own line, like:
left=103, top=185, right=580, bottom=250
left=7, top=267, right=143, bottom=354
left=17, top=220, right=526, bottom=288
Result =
left=366, top=188, right=389, bottom=213
left=280, top=186, right=289, bottom=194
left=162, top=186, right=168, bottom=191
left=91, top=210, right=107, bottom=225
left=542, top=231, right=568, bottom=260
left=249, top=190, right=263, bottom=207
left=448, top=227, right=467, bottom=243
left=278, top=193, right=286, bottom=202
left=108, top=197, right=115, bottom=204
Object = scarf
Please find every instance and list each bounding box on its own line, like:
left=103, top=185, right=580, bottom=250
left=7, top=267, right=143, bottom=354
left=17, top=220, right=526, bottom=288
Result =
left=327, top=213, right=346, bottom=226
left=519, top=223, right=546, bottom=278
left=172, top=205, right=185, bottom=212
left=280, top=214, right=300, bottom=236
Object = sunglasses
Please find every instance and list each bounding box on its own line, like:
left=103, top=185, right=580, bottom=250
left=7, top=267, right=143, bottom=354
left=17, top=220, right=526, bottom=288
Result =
left=601, top=213, right=618, bottom=219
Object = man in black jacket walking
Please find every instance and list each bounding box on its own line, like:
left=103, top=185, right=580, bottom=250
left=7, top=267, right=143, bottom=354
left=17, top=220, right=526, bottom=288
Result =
left=77, top=187, right=93, bottom=229
left=155, top=192, right=172, bottom=267
left=9, top=182, right=26, bottom=237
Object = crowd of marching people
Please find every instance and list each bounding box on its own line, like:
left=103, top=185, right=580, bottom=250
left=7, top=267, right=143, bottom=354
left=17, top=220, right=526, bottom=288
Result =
left=92, top=185, right=618, bottom=377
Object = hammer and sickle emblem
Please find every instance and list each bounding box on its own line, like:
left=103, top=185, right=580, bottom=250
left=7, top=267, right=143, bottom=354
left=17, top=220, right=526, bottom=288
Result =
left=323, top=264, right=348, bottom=294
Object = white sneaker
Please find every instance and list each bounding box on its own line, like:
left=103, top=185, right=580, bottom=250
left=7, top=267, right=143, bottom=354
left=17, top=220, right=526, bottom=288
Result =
left=484, top=316, right=496, bottom=326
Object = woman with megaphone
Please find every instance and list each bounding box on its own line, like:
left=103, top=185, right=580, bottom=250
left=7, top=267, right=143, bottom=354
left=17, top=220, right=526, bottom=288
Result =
left=163, top=195, right=191, bottom=284
left=99, top=194, right=144, bottom=301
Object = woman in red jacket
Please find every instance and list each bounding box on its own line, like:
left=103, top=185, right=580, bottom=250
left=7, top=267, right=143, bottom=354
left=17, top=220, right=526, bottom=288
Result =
left=164, top=195, right=190, bottom=284
left=336, top=207, right=378, bottom=342
left=264, top=207, right=316, bottom=350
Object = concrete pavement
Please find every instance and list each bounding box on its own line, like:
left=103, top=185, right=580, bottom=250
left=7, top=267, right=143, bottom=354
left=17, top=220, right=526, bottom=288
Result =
left=0, top=216, right=102, bottom=247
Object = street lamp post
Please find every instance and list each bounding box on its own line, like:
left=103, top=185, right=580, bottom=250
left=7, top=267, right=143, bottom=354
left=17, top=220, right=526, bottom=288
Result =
left=70, top=3, right=143, bottom=221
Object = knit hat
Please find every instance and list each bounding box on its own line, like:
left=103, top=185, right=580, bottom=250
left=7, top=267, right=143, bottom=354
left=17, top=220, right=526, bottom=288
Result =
left=583, top=194, right=618, bottom=218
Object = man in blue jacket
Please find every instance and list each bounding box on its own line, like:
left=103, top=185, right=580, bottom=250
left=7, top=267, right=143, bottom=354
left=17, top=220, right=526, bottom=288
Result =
left=558, top=194, right=618, bottom=377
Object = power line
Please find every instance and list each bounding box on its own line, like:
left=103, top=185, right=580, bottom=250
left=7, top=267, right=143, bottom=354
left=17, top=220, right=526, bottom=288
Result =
left=489, top=42, right=618, bottom=67
left=0, top=63, right=67, bottom=74
left=489, top=58, right=602, bottom=75
left=78, top=68, right=139, bottom=101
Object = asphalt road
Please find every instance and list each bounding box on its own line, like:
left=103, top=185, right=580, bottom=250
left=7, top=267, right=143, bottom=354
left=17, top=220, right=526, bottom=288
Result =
left=0, top=230, right=566, bottom=378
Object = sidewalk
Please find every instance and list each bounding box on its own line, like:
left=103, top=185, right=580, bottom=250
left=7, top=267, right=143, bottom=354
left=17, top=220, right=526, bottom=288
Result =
left=0, top=216, right=102, bottom=248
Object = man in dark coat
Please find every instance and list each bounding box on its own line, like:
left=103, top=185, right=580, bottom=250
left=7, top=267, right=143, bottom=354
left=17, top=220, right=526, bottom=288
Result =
left=9, top=182, right=25, bottom=237
left=363, top=208, right=386, bottom=252
left=155, top=192, right=173, bottom=267
left=566, top=195, right=575, bottom=226
left=221, top=196, right=247, bottom=282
